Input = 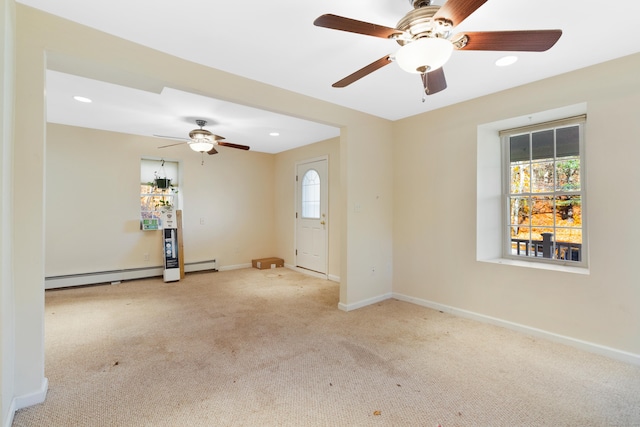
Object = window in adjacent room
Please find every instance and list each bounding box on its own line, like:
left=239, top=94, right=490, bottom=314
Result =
left=140, top=159, right=179, bottom=230
left=501, top=115, right=586, bottom=265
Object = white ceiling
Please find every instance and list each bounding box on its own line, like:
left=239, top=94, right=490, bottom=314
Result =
left=17, top=0, right=640, bottom=153
left=44, top=71, right=341, bottom=154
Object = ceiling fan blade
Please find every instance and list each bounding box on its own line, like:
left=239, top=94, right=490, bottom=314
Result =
left=153, top=134, right=189, bottom=141
left=454, top=30, right=562, bottom=52
left=217, top=141, right=250, bottom=150
left=207, top=147, right=218, bottom=155
left=157, top=141, right=188, bottom=149
left=433, top=0, right=489, bottom=27
left=332, top=55, right=393, bottom=88
left=421, top=67, right=447, bottom=95
left=314, top=14, right=404, bottom=39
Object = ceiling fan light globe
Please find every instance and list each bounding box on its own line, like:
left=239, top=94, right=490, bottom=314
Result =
left=189, top=140, right=215, bottom=153
left=395, top=37, right=453, bottom=74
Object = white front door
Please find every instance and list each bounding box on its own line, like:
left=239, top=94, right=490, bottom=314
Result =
left=296, top=158, right=328, bottom=274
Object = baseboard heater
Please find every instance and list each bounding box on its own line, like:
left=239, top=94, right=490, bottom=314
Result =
left=45, top=259, right=218, bottom=290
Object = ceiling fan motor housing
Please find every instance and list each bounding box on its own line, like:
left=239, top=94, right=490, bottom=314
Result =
left=395, top=5, right=452, bottom=46
left=189, top=127, right=214, bottom=141
left=189, top=120, right=223, bottom=141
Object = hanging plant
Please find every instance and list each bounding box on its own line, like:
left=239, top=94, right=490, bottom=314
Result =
left=155, top=177, right=171, bottom=189
left=154, top=159, right=171, bottom=189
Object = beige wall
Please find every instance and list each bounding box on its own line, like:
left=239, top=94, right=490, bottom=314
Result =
left=1, top=0, right=15, bottom=422
left=45, top=124, right=277, bottom=275
left=393, top=53, right=640, bottom=355
left=274, top=137, right=341, bottom=280
left=342, top=119, right=394, bottom=306
left=13, top=0, right=47, bottom=405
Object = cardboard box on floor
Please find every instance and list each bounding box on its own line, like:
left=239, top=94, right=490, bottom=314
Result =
left=252, top=257, right=284, bottom=270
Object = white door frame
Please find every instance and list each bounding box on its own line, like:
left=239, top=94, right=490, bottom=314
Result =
left=294, top=155, right=329, bottom=278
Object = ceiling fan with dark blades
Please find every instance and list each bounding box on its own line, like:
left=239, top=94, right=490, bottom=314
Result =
left=155, top=119, right=250, bottom=162
left=314, top=0, right=562, bottom=96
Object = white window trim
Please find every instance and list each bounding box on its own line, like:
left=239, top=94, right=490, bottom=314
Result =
left=476, top=103, right=589, bottom=274
left=140, top=158, right=181, bottom=229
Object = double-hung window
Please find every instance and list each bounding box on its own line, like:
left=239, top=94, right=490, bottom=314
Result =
left=140, top=159, right=179, bottom=230
left=502, top=115, right=586, bottom=265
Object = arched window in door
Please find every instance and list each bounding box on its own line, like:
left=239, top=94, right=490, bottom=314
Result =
left=301, top=169, right=321, bottom=219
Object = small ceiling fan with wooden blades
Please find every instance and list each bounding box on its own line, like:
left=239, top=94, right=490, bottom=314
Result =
left=314, top=0, right=562, bottom=97
left=156, top=119, right=250, bottom=164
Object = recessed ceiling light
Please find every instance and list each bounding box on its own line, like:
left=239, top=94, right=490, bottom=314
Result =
left=495, top=56, right=518, bottom=67
left=269, top=132, right=280, bottom=137
left=73, top=96, right=92, bottom=103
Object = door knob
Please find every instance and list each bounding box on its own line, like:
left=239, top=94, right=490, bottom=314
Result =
left=320, top=220, right=326, bottom=225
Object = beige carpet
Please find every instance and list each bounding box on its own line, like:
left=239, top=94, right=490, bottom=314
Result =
left=12, top=268, right=640, bottom=426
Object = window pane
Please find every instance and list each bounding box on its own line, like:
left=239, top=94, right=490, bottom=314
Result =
left=510, top=227, right=531, bottom=256
left=555, top=226, right=582, bottom=261
left=531, top=227, right=554, bottom=243
left=555, top=227, right=582, bottom=244
left=556, top=195, right=581, bottom=226
left=531, top=161, right=554, bottom=193
left=511, top=225, right=530, bottom=240
left=301, top=169, right=320, bottom=219
left=556, top=157, right=580, bottom=191
left=141, top=194, right=157, bottom=211
left=510, top=163, right=530, bottom=193
left=509, top=197, right=530, bottom=226
left=531, top=129, right=554, bottom=160
left=556, top=126, right=580, bottom=158
left=509, top=134, right=530, bottom=162
left=531, top=196, right=553, bottom=227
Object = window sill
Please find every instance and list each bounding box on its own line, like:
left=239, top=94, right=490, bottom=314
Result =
left=480, top=258, right=590, bottom=275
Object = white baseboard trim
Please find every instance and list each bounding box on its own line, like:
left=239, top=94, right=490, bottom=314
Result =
left=393, top=292, right=640, bottom=366
left=184, top=259, right=218, bottom=273
left=45, top=262, right=335, bottom=289
left=218, top=263, right=252, bottom=271
left=338, top=292, right=393, bottom=312
left=288, top=265, right=328, bottom=280
left=45, top=260, right=220, bottom=289
left=327, top=274, right=340, bottom=283
left=13, top=377, right=48, bottom=411
left=45, top=267, right=164, bottom=289
left=6, top=378, right=48, bottom=427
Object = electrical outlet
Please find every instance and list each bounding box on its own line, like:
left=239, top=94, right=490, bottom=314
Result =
left=200, top=217, right=205, bottom=225
left=143, top=252, right=149, bottom=261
